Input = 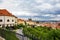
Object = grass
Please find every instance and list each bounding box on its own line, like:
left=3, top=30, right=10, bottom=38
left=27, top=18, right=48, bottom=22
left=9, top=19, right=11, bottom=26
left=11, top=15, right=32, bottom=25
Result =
left=0, top=28, right=19, bottom=40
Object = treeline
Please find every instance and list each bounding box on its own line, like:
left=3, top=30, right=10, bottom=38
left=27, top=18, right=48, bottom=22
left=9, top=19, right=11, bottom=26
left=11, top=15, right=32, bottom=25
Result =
left=23, top=26, right=60, bottom=40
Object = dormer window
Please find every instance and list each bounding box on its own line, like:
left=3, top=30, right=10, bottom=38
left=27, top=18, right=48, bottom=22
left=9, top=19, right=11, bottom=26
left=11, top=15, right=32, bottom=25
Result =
left=0, top=25, right=1, bottom=26
left=7, top=19, right=9, bottom=22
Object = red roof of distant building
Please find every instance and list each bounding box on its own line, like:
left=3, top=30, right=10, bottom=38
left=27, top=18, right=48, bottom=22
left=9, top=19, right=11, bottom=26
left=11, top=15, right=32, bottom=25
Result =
left=0, top=9, right=17, bottom=18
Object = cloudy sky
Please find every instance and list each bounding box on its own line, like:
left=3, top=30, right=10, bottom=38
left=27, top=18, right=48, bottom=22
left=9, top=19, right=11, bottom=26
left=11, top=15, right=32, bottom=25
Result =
left=0, top=0, right=60, bottom=21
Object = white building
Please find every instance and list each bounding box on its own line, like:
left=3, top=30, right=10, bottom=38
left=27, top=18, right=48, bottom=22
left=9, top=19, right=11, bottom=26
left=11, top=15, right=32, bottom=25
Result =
left=0, top=9, right=17, bottom=27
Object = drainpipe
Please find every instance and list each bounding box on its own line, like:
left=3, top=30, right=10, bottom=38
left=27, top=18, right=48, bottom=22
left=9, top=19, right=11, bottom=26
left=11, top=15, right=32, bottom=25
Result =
left=3, top=16, right=5, bottom=28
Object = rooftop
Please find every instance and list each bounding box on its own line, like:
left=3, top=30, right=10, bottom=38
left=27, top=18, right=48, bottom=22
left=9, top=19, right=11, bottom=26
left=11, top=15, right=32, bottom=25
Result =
left=0, top=9, right=17, bottom=18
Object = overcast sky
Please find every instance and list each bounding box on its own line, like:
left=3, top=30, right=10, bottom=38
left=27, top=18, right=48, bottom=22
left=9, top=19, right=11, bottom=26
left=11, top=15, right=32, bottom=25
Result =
left=0, top=0, right=60, bottom=21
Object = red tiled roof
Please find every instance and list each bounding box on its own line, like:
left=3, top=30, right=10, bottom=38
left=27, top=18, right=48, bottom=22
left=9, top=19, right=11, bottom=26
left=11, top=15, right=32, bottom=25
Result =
left=0, top=9, right=17, bottom=18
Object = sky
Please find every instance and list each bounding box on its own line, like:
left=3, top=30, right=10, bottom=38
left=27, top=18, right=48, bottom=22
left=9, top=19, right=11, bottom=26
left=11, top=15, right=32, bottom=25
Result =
left=0, top=0, right=60, bottom=21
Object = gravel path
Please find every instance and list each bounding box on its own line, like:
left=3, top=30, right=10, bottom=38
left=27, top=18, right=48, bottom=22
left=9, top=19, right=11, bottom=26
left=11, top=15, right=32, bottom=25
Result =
left=16, top=29, right=30, bottom=40
left=16, top=29, right=23, bottom=35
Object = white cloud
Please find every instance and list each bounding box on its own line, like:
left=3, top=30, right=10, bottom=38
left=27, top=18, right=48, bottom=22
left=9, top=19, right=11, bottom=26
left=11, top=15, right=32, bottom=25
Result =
left=35, top=3, right=53, bottom=10
left=55, top=3, right=60, bottom=8
left=42, top=14, right=55, bottom=17
left=35, top=0, right=44, bottom=3
left=12, top=11, right=39, bottom=16
left=0, top=0, right=60, bottom=20
left=49, top=0, right=59, bottom=2
left=55, top=0, right=60, bottom=2
left=57, top=15, right=60, bottom=17
left=50, top=18, right=60, bottom=21
left=0, top=0, right=19, bottom=11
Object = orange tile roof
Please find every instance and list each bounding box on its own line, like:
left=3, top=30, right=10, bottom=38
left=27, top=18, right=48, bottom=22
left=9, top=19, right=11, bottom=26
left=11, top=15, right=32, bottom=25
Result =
left=0, top=9, right=17, bottom=18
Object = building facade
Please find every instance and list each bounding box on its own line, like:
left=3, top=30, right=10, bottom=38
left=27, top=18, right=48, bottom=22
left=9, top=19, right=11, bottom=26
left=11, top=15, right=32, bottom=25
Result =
left=17, top=19, right=25, bottom=25
left=0, top=9, right=17, bottom=27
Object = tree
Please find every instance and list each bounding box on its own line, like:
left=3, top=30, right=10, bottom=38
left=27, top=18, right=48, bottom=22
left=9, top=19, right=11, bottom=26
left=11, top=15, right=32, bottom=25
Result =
left=36, top=21, right=39, bottom=24
left=28, top=18, right=32, bottom=21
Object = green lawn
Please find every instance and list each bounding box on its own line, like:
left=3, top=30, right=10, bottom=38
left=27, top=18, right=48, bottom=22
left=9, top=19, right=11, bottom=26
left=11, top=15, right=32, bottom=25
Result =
left=0, top=28, right=19, bottom=40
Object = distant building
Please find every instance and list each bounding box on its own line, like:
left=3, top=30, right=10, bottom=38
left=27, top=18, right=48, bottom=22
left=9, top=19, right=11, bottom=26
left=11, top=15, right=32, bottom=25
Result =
left=0, top=9, right=17, bottom=27
left=17, top=19, right=25, bottom=24
left=26, top=20, right=36, bottom=25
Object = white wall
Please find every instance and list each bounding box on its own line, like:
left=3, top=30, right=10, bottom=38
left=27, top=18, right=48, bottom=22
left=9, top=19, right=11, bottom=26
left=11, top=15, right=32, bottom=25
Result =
left=0, top=16, right=17, bottom=27
left=0, top=16, right=5, bottom=24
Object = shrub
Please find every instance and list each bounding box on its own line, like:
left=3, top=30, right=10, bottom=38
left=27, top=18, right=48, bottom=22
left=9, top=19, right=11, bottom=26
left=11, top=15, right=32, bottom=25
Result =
left=0, top=28, right=19, bottom=40
left=17, top=24, right=25, bottom=28
left=6, top=27, right=9, bottom=29
left=23, top=26, right=60, bottom=40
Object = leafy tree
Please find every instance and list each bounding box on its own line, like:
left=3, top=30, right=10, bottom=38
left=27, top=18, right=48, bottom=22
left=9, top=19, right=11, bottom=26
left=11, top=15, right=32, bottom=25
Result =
left=23, top=26, right=60, bottom=40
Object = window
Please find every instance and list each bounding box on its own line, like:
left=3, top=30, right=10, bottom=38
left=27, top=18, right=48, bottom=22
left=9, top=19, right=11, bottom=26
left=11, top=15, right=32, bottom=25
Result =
left=12, top=20, right=14, bottom=22
left=0, top=19, right=2, bottom=22
left=0, top=25, right=1, bottom=26
left=7, top=19, right=9, bottom=22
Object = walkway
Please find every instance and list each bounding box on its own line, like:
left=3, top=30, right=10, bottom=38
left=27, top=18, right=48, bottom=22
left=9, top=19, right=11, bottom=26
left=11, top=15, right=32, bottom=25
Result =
left=16, top=29, right=30, bottom=40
